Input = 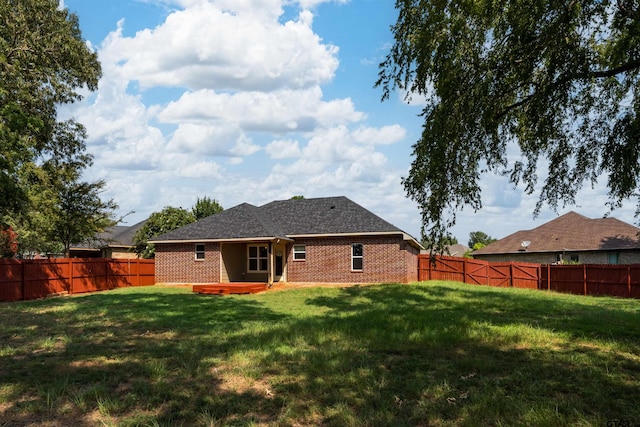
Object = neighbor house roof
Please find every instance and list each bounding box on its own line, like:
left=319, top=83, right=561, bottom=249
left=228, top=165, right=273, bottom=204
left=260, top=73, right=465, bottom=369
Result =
left=473, top=211, right=640, bottom=255
left=150, top=196, right=422, bottom=248
left=423, top=243, right=470, bottom=257
left=104, top=219, right=147, bottom=248
left=71, top=219, right=147, bottom=251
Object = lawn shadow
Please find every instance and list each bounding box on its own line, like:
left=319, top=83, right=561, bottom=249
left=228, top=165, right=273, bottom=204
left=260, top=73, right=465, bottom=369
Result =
left=0, top=287, right=289, bottom=425
left=220, top=283, right=640, bottom=425
left=2, top=283, right=640, bottom=425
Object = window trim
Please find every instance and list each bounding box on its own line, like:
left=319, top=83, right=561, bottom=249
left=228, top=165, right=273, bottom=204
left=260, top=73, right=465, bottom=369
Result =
left=293, top=244, right=306, bottom=261
left=195, top=243, right=205, bottom=261
left=248, top=244, right=269, bottom=272
left=351, top=243, right=363, bottom=271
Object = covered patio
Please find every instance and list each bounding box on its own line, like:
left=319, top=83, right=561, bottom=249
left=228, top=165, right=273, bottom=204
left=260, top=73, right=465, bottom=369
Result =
left=219, top=239, right=291, bottom=286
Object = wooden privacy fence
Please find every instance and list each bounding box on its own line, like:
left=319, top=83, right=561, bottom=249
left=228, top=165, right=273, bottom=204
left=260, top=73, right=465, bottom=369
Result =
left=540, top=264, right=640, bottom=299
left=419, top=256, right=540, bottom=289
left=419, top=255, right=640, bottom=299
left=0, top=258, right=155, bottom=302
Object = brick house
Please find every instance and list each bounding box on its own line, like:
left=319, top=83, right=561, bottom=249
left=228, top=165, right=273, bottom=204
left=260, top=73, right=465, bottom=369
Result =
left=473, top=211, right=640, bottom=264
left=149, top=196, right=423, bottom=285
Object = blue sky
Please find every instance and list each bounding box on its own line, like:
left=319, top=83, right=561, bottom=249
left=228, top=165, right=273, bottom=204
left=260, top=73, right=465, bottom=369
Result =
left=59, top=0, right=638, bottom=245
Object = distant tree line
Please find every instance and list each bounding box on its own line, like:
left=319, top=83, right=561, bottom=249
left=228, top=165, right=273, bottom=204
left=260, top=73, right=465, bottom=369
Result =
left=422, top=230, right=496, bottom=256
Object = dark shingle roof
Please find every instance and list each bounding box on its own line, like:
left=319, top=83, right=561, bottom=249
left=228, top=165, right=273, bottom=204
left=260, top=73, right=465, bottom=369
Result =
left=153, top=203, right=288, bottom=241
left=473, top=211, right=640, bottom=255
left=260, top=196, right=402, bottom=235
left=151, top=196, right=415, bottom=243
left=107, top=219, right=147, bottom=247
left=71, top=219, right=147, bottom=250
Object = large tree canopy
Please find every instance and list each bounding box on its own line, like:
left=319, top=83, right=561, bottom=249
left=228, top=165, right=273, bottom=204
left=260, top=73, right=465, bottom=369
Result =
left=5, top=120, right=118, bottom=257
left=378, top=0, right=640, bottom=246
left=0, top=0, right=101, bottom=216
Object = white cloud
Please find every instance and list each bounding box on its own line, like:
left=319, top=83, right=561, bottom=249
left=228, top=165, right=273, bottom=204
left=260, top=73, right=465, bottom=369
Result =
left=352, top=124, right=406, bottom=145
left=100, top=4, right=338, bottom=91
left=296, top=0, right=349, bottom=10
left=168, top=123, right=260, bottom=157
left=62, top=58, right=168, bottom=172
left=157, top=87, right=364, bottom=132
left=174, top=159, right=223, bottom=179
left=62, top=0, right=425, bottom=238
left=265, top=139, right=302, bottom=159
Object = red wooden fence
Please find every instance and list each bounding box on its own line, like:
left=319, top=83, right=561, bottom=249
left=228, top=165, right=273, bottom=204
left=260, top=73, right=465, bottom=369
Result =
left=419, top=255, right=640, bottom=299
left=419, top=256, right=541, bottom=290
left=0, top=258, right=155, bottom=302
left=540, top=264, right=640, bottom=299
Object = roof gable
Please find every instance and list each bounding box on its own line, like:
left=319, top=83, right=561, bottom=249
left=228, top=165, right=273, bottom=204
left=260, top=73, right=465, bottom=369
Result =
left=474, top=211, right=640, bottom=255
left=151, top=196, right=413, bottom=243
left=261, top=196, right=402, bottom=235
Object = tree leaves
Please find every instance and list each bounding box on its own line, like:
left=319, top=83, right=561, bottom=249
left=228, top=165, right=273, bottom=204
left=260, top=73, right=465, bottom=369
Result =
left=0, top=0, right=101, bottom=218
left=378, top=0, right=640, bottom=246
left=133, top=207, right=197, bottom=259
left=192, top=196, right=224, bottom=220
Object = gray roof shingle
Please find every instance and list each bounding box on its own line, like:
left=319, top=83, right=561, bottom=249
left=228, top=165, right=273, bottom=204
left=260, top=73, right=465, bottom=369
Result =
left=151, top=196, right=412, bottom=242
left=72, top=219, right=147, bottom=249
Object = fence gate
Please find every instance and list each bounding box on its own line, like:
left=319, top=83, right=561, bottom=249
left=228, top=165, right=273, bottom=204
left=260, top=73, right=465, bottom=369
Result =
left=465, top=259, right=488, bottom=285
left=488, top=263, right=511, bottom=287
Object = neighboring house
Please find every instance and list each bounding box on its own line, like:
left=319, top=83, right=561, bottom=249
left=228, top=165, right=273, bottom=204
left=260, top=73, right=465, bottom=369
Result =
left=473, top=211, right=640, bottom=264
left=149, top=196, right=423, bottom=285
left=69, top=220, right=147, bottom=259
left=423, top=243, right=470, bottom=257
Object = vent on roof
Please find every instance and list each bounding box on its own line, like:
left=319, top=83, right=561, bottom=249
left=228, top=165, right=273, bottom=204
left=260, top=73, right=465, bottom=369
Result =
left=330, top=205, right=335, bottom=209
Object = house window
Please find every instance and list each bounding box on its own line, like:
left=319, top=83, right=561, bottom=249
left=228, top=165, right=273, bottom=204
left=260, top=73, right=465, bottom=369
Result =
left=608, top=253, right=619, bottom=264
left=248, top=245, right=268, bottom=272
left=195, top=244, right=205, bottom=260
left=570, top=254, right=579, bottom=263
left=352, top=243, right=363, bottom=271
left=293, top=245, right=306, bottom=260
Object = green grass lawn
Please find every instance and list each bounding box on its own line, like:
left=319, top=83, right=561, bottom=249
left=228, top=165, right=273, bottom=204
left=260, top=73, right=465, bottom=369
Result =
left=1, top=282, right=639, bottom=426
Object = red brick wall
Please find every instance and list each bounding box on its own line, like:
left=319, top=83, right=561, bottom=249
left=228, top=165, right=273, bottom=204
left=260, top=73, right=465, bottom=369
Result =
left=155, top=236, right=420, bottom=284
left=155, top=242, right=220, bottom=284
left=286, top=235, right=419, bottom=284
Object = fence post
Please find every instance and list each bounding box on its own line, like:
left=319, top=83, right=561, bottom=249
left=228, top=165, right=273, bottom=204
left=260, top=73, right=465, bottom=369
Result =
left=486, top=260, right=490, bottom=286
left=537, top=264, right=542, bottom=290
left=21, top=260, right=26, bottom=301
left=462, top=258, right=467, bottom=284
left=628, top=265, right=632, bottom=299
left=69, top=258, right=74, bottom=295
left=137, top=260, right=142, bottom=287
left=583, top=264, right=587, bottom=296
left=509, top=262, right=514, bottom=287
